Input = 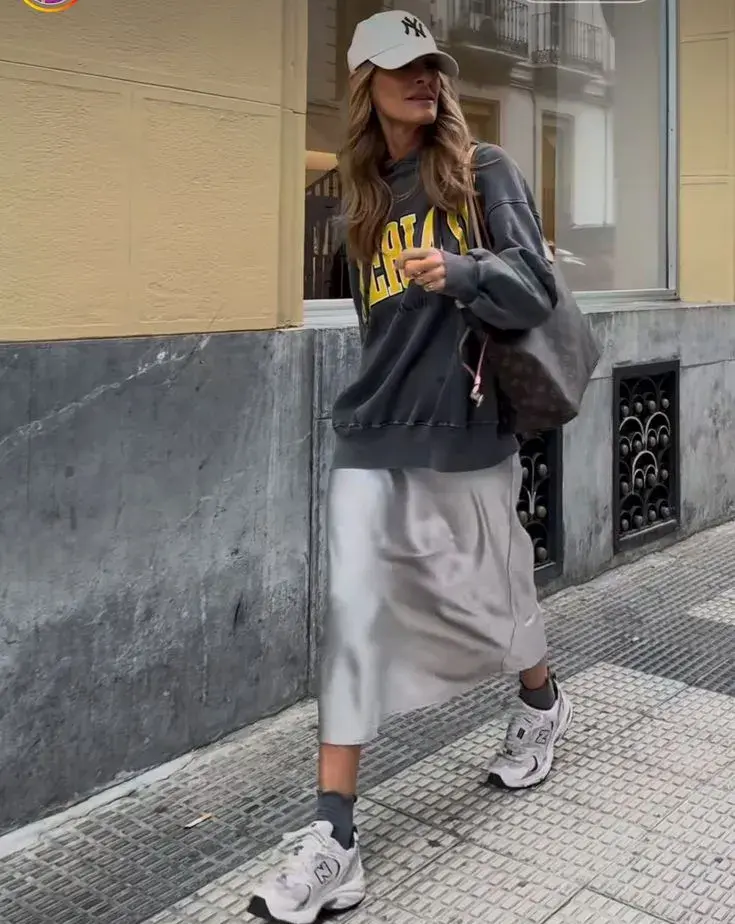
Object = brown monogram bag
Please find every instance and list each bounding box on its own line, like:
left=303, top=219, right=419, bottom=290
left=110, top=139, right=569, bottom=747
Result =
left=463, top=163, right=601, bottom=432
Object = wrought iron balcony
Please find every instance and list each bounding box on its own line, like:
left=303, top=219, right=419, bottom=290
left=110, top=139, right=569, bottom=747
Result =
left=447, top=0, right=529, bottom=59
left=532, top=11, right=604, bottom=72
left=304, top=168, right=343, bottom=300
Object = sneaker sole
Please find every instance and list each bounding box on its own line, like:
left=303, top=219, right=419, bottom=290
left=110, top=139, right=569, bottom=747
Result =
left=486, top=695, right=575, bottom=791
left=248, top=892, right=365, bottom=924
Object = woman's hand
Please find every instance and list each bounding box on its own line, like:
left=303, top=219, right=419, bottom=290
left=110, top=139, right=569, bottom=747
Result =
left=398, top=247, right=447, bottom=293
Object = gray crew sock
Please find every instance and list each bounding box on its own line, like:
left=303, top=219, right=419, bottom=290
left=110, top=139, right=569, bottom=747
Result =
left=316, top=791, right=356, bottom=849
left=520, top=674, right=557, bottom=711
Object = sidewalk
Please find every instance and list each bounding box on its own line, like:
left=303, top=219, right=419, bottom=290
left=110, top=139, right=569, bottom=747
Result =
left=1, top=523, right=734, bottom=924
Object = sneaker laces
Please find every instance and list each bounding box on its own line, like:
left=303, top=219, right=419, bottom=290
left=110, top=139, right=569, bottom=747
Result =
left=275, top=827, right=327, bottom=885
left=501, top=709, right=540, bottom=761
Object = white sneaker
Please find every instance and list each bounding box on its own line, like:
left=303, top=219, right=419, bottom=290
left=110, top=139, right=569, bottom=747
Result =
left=248, top=821, right=366, bottom=924
left=486, top=683, right=573, bottom=789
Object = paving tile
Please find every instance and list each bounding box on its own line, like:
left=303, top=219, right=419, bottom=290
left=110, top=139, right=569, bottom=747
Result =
left=367, top=681, right=702, bottom=833
left=365, top=681, right=651, bottom=829
left=546, top=889, right=670, bottom=923
left=378, top=842, right=578, bottom=924
left=459, top=798, right=647, bottom=885
left=612, top=639, right=731, bottom=688
left=653, top=788, right=735, bottom=851
left=653, top=685, right=735, bottom=748
left=345, top=902, right=430, bottom=924
left=145, top=799, right=456, bottom=924
left=592, top=833, right=735, bottom=924
left=568, top=715, right=734, bottom=785
left=688, top=588, right=735, bottom=627
left=527, top=757, right=697, bottom=831
left=562, top=663, right=689, bottom=711
left=366, top=720, right=510, bottom=830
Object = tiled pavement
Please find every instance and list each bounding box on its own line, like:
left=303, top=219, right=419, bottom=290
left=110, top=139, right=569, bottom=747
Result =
left=2, top=523, right=735, bottom=924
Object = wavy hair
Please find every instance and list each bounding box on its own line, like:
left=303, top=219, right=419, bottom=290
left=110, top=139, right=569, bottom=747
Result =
left=338, top=63, right=474, bottom=265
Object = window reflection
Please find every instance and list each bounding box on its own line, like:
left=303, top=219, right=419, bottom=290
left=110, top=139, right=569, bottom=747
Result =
left=306, top=0, right=668, bottom=298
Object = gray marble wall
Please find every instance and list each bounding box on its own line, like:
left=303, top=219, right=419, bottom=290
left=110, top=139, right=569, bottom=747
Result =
left=559, top=304, right=735, bottom=584
left=0, top=332, right=313, bottom=832
left=1, top=302, right=733, bottom=832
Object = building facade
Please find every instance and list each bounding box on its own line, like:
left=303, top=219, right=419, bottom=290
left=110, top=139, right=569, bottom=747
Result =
left=0, top=0, right=734, bottom=832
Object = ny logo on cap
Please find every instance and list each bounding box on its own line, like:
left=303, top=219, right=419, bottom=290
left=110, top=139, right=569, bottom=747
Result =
left=401, top=15, right=426, bottom=38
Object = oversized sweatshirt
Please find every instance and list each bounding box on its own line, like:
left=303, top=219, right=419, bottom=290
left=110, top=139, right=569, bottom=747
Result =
left=332, top=143, right=557, bottom=472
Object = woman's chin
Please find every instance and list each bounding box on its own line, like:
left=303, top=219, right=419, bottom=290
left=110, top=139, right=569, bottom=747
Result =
left=399, top=102, right=437, bottom=126
left=411, top=112, right=438, bottom=127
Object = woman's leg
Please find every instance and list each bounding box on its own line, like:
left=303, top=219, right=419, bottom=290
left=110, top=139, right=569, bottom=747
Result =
left=316, top=744, right=362, bottom=848
left=316, top=466, right=390, bottom=827
left=319, top=744, right=362, bottom=794
left=488, top=655, right=572, bottom=787
left=520, top=660, right=549, bottom=692
left=250, top=469, right=387, bottom=923
left=486, top=457, right=573, bottom=787
left=519, top=658, right=557, bottom=710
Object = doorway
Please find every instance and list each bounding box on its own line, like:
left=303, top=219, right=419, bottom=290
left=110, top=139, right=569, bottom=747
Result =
left=462, top=98, right=501, bottom=145
left=541, top=112, right=573, bottom=247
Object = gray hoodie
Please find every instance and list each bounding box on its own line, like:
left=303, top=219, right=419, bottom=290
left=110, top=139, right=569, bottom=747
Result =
left=332, top=143, right=557, bottom=473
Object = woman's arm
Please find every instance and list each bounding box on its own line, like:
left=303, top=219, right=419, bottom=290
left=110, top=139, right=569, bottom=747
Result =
left=442, top=145, right=557, bottom=331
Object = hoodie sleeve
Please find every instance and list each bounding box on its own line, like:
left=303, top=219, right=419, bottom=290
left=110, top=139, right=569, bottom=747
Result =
left=442, top=145, right=557, bottom=331
left=347, top=258, right=370, bottom=339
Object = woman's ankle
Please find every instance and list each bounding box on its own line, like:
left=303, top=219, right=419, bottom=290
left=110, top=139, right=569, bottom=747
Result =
left=316, top=791, right=356, bottom=849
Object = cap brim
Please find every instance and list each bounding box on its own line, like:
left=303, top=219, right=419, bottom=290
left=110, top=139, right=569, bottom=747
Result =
left=368, top=46, right=459, bottom=78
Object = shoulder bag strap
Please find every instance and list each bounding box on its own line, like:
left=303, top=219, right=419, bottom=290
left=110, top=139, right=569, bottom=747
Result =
left=459, top=143, right=490, bottom=408
left=465, top=143, right=491, bottom=251
left=465, top=143, right=554, bottom=261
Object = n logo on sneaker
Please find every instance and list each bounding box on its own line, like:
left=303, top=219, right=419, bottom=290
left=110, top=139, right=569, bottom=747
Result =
left=314, top=858, right=341, bottom=885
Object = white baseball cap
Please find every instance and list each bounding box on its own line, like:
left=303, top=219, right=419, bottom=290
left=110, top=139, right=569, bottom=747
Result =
left=348, top=10, right=459, bottom=78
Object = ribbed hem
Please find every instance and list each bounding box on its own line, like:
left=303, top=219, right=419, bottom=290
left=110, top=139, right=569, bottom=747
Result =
left=332, top=423, right=518, bottom=472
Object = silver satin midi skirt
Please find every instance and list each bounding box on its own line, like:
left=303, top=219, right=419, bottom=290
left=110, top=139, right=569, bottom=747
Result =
left=318, top=453, right=548, bottom=746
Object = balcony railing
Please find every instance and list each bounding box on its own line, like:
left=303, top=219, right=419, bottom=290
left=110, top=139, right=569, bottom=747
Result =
left=304, top=168, right=343, bottom=300
left=532, top=11, right=604, bottom=72
left=448, top=0, right=529, bottom=59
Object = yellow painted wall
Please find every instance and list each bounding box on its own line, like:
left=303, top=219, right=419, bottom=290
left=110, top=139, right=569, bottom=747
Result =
left=679, top=0, right=735, bottom=302
left=0, top=0, right=307, bottom=341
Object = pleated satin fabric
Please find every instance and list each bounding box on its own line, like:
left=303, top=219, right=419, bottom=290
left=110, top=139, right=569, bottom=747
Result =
left=319, top=454, right=548, bottom=745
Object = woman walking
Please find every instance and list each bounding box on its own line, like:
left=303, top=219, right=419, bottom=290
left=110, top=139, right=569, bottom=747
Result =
left=251, top=10, right=573, bottom=923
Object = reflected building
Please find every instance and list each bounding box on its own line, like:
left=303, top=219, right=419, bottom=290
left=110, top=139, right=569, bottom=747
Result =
left=305, top=0, right=664, bottom=298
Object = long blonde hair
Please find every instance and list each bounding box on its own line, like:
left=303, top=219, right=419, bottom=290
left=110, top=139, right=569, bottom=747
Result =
left=338, top=63, right=473, bottom=265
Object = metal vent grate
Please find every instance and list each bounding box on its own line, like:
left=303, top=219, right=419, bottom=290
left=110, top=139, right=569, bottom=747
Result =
left=613, top=360, right=680, bottom=550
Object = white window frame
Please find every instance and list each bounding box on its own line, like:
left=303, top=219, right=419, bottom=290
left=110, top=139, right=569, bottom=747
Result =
left=304, top=0, right=679, bottom=328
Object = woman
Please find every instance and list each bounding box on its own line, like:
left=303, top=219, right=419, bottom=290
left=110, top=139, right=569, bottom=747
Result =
left=250, top=10, right=573, bottom=924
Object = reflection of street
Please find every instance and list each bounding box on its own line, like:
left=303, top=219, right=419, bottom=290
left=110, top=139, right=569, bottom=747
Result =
left=3, top=521, right=734, bottom=923
left=306, top=0, right=666, bottom=297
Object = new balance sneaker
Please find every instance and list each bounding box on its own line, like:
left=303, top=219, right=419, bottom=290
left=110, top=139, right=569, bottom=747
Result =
left=486, top=683, right=574, bottom=789
left=248, top=821, right=366, bottom=924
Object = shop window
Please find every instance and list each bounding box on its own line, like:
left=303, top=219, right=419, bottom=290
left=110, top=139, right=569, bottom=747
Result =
left=304, top=0, right=674, bottom=307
